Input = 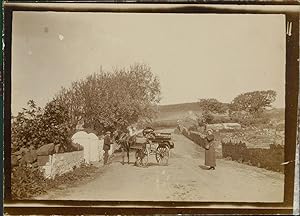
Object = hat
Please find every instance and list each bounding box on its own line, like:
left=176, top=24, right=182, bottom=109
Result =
left=106, top=131, right=111, bottom=134
left=207, top=129, right=213, bottom=133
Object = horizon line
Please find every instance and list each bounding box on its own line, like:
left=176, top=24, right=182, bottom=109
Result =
left=157, top=101, right=285, bottom=109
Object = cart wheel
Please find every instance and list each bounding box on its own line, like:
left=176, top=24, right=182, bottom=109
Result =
left=135, top=148, right=149, bottom=167
left=156, top=145, right=170, bottom=165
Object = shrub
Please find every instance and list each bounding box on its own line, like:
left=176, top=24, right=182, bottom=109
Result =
left=229, top=111, right=271, bottom=127
left=11, top=100, right=74, bottom=153
left=11, top=163, right=99, bottom=199
left=211, top=115, right=233, bottom=124
left=202, top=112, right=214, bottom=124
left=188, top=124, right=198, bottom=132
left=11, top=166, right=46, bottom=199
left=222, top=140, right=284, bottom=172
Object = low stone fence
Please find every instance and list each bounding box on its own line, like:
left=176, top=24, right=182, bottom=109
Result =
left=38, top=150, right=84, bottom=179
left=181, top=127, right=222, bottom=158
left=222, top=140, right=284, bottom=172
left=206, top=123, right=242, bottom=131
left=179, top=125, right=284, bottom=172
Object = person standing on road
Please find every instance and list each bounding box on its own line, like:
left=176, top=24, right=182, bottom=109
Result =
left=204, top=129, right=216, bottom=170
left=103, top=131, right=112, bottom=165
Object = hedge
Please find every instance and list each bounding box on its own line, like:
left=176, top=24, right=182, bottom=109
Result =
left=222, top=140, right=284, bottom=172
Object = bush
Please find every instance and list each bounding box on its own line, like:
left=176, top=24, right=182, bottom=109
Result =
left=11, top=163, right=99, bottom=200
left=229, top=111, right=271, bottom=127
left=203, top=112, right=214, bottom=124
left=188, top=124, right=198, bottom=132
left=11, top=166, right=46, bottom=199
left=211, top=116, right=233, bottom=124
left=222, top=141, right=284, bottom=172
left=11, top=100, right=74, bottom=153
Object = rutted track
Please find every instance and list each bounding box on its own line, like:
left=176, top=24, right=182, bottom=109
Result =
left=38, top=129, right=284, bottom=202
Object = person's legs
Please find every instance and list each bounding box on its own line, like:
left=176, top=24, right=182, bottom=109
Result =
left=134, top=150, right=139, bottom=166
left=121, top=147, right=125, bottom=165
left=127, top=148, right=130, bottom=164
left=103, top=150, right=109, bottom=165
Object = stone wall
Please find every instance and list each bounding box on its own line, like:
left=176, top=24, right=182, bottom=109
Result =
left=206, top=123, right=242, bottom=131
left=222, top=141, right=284, bottom=172
left=219, top=128, right=284, bottom=148
left=179, top=123, right=284, bottom=172
left=181, top=127, right=222, bottom=158
left=39, top=150, right=84, bottom=179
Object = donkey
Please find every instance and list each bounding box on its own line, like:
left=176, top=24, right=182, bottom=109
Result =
left=114, top=130, right=136, bottom=165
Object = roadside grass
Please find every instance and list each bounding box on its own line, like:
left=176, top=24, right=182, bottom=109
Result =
left=12, top=163, right=100, bottom=200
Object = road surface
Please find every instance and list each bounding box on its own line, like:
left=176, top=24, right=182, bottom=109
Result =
left=38, top=129, right=284, bottom=202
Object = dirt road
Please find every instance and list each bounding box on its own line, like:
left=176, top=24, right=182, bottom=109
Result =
left=39, top=129, right=284, bottom=202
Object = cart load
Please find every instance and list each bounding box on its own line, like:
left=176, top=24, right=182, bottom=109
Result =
left=131, top=127, right=175, bottom=167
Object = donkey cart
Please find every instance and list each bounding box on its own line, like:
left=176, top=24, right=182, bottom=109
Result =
left=132, top=127, right=175, bottom=167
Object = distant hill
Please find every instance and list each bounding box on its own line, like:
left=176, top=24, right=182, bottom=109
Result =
left=154, top=102, right=285, bottom=127
left=158, top=102, right=200, bottom=113
left=156, top=102, right=201, bottom=121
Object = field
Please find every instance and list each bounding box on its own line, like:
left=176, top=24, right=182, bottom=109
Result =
left=152, top=102, right=285, bottom=148
left=155, top=102, right=202, bottom=121
left=154, top=102, right=284, bottom=126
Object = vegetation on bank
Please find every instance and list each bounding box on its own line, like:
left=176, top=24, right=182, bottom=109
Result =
left=11, top=63, right=161, bottom=199
left=54, top=63, right=161, bottom=133
left=11, top=163, right=99, bottom=199
left=12, top=63, right=161, bottom=152
left=153, top=90, right=282, bottom=130
left=12, top=100, right=73, bottom=154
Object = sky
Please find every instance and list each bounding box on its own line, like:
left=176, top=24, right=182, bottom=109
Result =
left=12, top=12, right=286, bottom=115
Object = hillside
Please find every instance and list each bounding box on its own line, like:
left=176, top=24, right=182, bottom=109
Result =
left=158, top=102, right=200, bottom=113
left=156, top=102, right=201, bottom=121
left=153, top=102, right=285, bottom=129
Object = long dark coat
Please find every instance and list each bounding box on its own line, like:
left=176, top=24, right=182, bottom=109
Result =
left=205, top=134, right=216, bottom=167
left=103, top=134, right=111, bottom=151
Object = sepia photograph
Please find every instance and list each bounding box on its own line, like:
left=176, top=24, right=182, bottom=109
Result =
left=7, top=8, right=291, bottom=204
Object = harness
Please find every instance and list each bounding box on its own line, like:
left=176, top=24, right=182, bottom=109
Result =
left=115, top=132, right=130, bottom=150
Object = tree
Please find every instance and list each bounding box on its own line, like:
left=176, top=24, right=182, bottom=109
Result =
left=202, top=111, right=214, bottom=124
left=55, top=63, right=161, bottom=133
left=11, top=100, right=73, bottom=152
left=11, top=100, right=43, bottom=152
left=230, top=90, right=277, bottom=115
left=198, top=98, right=228, bottom=114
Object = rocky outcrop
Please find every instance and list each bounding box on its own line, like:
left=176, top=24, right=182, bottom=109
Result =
left=206, top=123, right=241, bottom=131
left=11, top=148, right=38, bottom=167
left=37, top=143, right=55, bottom=156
